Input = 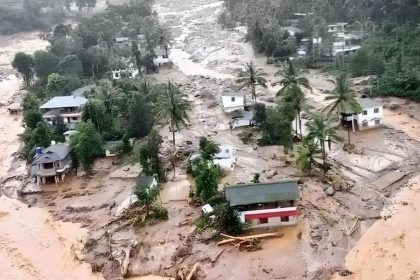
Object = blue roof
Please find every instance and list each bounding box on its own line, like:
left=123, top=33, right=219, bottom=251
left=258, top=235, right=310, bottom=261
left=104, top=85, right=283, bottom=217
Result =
left=40, top=96, right=87, bottom=109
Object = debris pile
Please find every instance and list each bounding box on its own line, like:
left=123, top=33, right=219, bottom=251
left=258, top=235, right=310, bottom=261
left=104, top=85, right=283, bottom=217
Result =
left=217, top=232, right=283, bottom=252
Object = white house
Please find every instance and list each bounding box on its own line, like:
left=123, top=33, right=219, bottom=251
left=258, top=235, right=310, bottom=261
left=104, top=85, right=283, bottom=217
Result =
left=114, top=37, right=130, bottom=44
left=213, top=146, right=236, bottom=171
left=153, top=46, right=170, bottom=66
left=221, top=90, right=245, bottom=113
left=112, top=68, right=139, bottom=80
left=328, top=23, right=348, bottom=33
left=341, top=97, right=383, bottom=132
left=190, top=145, right=236, bottom=172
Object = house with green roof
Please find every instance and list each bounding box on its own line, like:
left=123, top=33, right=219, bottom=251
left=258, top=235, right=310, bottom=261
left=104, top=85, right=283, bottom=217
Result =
left=225, top=178, right=300, bottom=228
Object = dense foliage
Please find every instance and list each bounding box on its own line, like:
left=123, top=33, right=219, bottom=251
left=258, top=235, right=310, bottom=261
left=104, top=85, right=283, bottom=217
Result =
left=70, top=121, right=103, bottom=172
left=139, top=129, right=165, bottom=182
left=221, top=0, right=420, bottom=98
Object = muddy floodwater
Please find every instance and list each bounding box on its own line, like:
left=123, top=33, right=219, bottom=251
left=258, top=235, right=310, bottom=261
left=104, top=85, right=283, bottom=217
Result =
left=0, top=33, right=105, bottom=280
left=0, top=196, right=103, bottom=280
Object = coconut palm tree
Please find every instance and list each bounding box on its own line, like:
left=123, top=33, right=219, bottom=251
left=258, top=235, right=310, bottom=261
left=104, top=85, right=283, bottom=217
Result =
left=306, top=112, right=342, bottom=168
left=158, top=81, right=191, bottom=177
left=295, top=138, right=321, bottom=174
left=235, top=61, right=267, bottom=108
left=273, top=60, right=311, bottom=137
left=323, top=72, right=362, bottom=144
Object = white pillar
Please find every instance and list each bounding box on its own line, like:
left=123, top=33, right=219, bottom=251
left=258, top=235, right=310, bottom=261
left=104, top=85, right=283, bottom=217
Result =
left=351, top=115, right=355, bottom=133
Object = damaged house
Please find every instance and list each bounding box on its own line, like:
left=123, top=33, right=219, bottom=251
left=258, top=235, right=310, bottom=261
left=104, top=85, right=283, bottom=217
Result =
left=225, top=179, right=300, bottom=228
left=32, top=142, right=72, bottom=185
left=341, top=97, right=383, bottom=132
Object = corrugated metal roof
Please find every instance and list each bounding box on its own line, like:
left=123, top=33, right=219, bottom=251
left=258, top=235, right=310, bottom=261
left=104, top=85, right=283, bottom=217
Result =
left=226, top=179, right=300, bottom=206
left=356, top=97, right=382, bottom=110
left=33, top=143, right=70, bottom=164
left=40, top=96, right=87, bottom=109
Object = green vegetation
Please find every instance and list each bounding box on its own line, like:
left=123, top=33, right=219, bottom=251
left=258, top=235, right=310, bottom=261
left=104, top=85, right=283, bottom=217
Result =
left=70, top=121, right=103, bottom=173
left=139, top=130, right=165, bottom=182
left=134, top=182, right=168, bottom=222
left=212, top=203, right=243, bottom=235
left=222, top=0, right=420, bottom=98
left=306, top=112, right=341, bottom=169
left=188, top=137, right=221, bottom=203
left=199, top=137, right=220, bottom=160
left=324, top=72, right=362, bottom=144
left=235, top=61, right=267, bottom=107
left=295, top=137, right=320, bottom=174
left=273, top=60, right=311, bottom=137
left=12, top=52, right=34, bottom=87
left=158, top=81, right=191, bottom=177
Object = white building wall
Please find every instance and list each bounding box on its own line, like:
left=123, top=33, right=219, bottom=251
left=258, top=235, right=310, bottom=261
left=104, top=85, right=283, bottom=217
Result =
left=153, top=55, right=170, bottom=66
left=248, top=216, right=298, bottom=228
left=222, top=95, right=245, bottom=113
left=354, top=106, right=383, bottom=130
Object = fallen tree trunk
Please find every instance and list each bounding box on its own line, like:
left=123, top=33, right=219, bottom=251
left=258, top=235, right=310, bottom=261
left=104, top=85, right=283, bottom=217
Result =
left=217, top=232, right=283, bottom=246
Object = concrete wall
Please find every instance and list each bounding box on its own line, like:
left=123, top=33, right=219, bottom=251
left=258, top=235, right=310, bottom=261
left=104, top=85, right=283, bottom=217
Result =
left=248, top=215, right=298, bottom=228
left=354, top=106, right=383, bottom=130
left=222, top=95, right=244, bottom=111
left=154, top=56, right=170, bottom=66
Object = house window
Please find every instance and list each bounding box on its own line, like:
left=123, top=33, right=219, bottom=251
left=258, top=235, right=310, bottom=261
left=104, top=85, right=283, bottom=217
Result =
left=374, top=108, right=379, bottom=114
left=363, top=121, right=368, bottom=127
left=231, top=97, right=235, bottom=102
left=43, top=162, right=54, bottom=169
left=72, top=117, right=78, bottom=121
left=281, top=216, right=290, bottom=222
left=362, top=110, right=368, bottom=115
left=163, top=54, right=168, bottom=59
left=259, top=218, right=268, bottom=224
left=375, top=119, right=380, bottom=125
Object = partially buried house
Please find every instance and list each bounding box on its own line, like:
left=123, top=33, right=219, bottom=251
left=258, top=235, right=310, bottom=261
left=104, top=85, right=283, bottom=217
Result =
left=340, top=97, right=383, bottom=132
left=32, top=142, right=72, bottom=185
left=225, top=178, right=300, bottom=228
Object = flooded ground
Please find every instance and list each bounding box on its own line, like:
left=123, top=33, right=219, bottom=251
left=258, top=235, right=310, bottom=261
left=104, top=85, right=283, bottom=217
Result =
left=0, top=195, right=103, bottom=280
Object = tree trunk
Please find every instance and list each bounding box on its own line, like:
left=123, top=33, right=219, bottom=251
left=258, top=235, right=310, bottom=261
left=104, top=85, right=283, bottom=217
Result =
left=347, top=125, right=351, bottom=145
left=251, top=84, right=256, bottom=108
left=172, top=124, right=176, bottom=179
left=298, top=110, right=302, bottom=138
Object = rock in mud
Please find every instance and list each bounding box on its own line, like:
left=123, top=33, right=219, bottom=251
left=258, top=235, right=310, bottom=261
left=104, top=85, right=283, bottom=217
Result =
left=325, top=186, right=336, bottom=196
left=266, top=170, right=278, bottom=179
left=207, top=100, right=218, bottom=108
left=389, top=103, right=400, bottom=110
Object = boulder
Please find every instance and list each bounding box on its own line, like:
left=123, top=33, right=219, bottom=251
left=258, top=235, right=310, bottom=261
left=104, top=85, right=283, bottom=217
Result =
left=207, top=100, right=219, bottom=108
left=324, top=186, right=336, bottom=196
